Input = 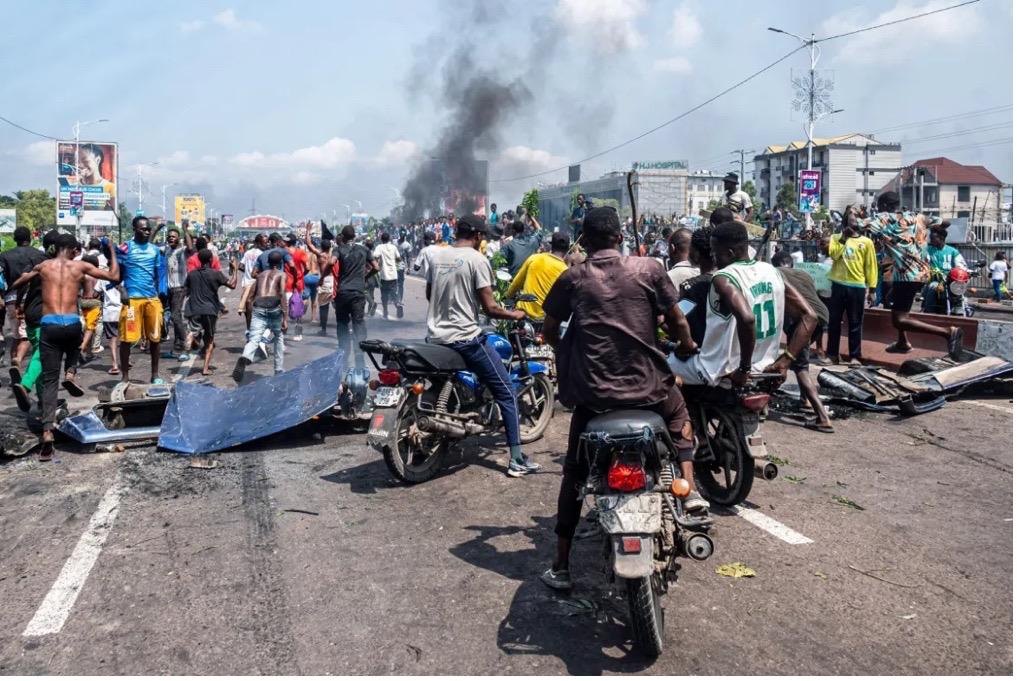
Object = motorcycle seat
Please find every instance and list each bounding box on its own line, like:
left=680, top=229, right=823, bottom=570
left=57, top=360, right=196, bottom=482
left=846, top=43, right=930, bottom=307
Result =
left=583, top=410, right=668, bottom=438
left=390, top=340, right=467, bottom=371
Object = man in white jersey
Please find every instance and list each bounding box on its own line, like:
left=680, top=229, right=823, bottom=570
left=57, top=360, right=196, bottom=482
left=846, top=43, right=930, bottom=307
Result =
left=670, top=221, right=816, bottom=386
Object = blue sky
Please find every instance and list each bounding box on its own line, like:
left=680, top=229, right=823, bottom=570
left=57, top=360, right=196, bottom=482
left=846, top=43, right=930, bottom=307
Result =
left=2, top=0, right=1012, bottom=220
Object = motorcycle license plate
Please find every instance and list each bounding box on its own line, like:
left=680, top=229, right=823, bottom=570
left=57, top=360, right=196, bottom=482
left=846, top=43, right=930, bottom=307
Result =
left=372, top=386, right=403, bottom=408
left=526, top=345, right=554, bottom=359
left=595, top=494, right=662, bottom=534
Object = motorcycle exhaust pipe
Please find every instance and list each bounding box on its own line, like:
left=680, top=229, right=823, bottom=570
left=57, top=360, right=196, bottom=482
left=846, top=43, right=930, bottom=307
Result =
left=417, top=416, right=467, bottom=438
left=681, top=533, right=714, bottom=561
left=754, top=459, right=778, bottom=480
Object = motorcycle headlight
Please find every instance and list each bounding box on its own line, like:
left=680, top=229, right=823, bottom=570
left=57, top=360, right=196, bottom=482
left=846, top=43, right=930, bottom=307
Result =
left=949, top=281, right=967, bottom=296
left=522, top=321, right=535, bottom=338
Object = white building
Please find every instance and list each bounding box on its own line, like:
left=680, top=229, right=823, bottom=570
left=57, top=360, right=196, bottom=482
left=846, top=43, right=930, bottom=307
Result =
left=754, top=133, right=902, bottom=213
left=686, top=171, right=728, bottom=214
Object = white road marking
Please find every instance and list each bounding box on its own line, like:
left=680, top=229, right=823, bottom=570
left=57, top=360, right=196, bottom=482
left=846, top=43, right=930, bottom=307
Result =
left=172, top=353, right=197, bottom=383
left=964, top=400, right=1012, bottom=414
left=732, top=503, right=813, bottom=545
left=23, top=476, right=126, bottom=637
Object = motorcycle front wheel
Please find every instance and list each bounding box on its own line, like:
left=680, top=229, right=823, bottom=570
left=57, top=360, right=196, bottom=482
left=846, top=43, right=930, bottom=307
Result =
left=625, top=575, right=664, bottom=658
left=517, top=373, right=555, bottom=444
left=382, top=402, right=447, bottom=484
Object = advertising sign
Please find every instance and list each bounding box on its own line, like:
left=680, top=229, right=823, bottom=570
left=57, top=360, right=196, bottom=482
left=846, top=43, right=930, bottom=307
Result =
left=798, top=169, right=822, bottom=214
left=236, top=215, right=290, bottom=236
left=221, top=213, right=234, bottom=231
left=56, top=141, right=118, bottom=226
left=0, top=208, right=15, bottom=234
left=795, top=261, right=832, bottom=296
left=175, top=195, right=206, bottom=227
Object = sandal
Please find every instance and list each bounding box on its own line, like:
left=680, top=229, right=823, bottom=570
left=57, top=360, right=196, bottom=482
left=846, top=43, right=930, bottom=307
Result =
left=885, top=342, right=913, bottom=354
left=108, top=367, right=121, bottom=375
left=38, top=439, right=54, bottom=462
left=804, top=421, right=835, bottom=434
left=62, top=378, right=85, bottom=397
left=12, top=383, right=31, bottom=413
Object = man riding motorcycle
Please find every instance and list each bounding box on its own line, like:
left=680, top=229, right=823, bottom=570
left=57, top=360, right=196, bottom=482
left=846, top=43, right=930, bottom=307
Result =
left=922, top=221, right=969, bottom=315
left=537, top=207, right=701, bottom=591
left=504, top=232, right=570, bottom=322
left=669, top=221, right=817, bottom=388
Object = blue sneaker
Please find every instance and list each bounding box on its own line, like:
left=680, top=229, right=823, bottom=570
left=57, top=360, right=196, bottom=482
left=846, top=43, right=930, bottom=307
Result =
left=507, top=457, right=541, bottom=478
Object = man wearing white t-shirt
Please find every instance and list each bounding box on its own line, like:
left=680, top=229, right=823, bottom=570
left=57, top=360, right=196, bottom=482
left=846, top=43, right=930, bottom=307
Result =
left=372, top=232, right=401, bottom=320
left=723, top=172, right=754, bottom=221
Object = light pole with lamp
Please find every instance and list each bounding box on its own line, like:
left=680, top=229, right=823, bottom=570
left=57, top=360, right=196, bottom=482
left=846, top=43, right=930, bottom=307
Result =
left=133, top=161, right=160, bottom=215
left=72, top=118, right=109, bottom=241
left=161, top=183, right=176, bottom=223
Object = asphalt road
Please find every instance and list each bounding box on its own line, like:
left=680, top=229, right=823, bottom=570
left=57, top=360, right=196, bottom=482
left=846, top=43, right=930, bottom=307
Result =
left=0, top=274, right=1012, bottom=674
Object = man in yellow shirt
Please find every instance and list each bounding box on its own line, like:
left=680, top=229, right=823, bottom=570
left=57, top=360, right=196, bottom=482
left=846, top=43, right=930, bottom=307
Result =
left=825, top=208, right=878, bottom=364
left=505, top=232, right=569, bottom=319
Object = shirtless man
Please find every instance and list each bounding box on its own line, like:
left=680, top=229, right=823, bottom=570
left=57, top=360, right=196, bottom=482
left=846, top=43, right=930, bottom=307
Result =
left=232, top=250, right=288, bottom=383
left=9, top=233, right=119, bottom=460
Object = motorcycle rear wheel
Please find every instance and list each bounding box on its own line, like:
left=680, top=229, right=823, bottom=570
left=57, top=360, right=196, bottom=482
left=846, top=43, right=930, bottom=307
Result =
left=382, top=402, right=447, bottom=484
left=517, top=373, right=555, bottom=444
left=693, top=406, right=754, bottom=506
left=625, top=575, right=664, bottom=658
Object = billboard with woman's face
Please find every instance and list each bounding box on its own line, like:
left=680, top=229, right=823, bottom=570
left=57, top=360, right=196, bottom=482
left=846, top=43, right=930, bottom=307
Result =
left=56, top=141, right=118, bottom=226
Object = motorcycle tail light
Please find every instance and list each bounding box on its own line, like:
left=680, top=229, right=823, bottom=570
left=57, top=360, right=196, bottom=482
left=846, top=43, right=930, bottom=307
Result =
left=741, top=394, right=770, bottom=412
left=620, top=536, right=642, bottom=554
left=368, top=379, right=380, bottom=391
left=378, top=369, right=401, bottom=386
left=607, top=461, right=646, bottom=492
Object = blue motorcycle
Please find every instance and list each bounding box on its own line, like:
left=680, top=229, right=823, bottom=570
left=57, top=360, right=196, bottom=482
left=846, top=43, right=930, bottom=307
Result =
left=359, top=298, right=554, bottom=483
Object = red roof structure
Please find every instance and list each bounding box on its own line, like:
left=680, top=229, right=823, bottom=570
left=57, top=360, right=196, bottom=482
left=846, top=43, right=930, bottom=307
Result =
left=903, top=157, right=1003, bottom=186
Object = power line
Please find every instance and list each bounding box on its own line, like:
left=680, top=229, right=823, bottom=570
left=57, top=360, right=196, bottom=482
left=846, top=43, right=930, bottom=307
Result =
left=903, top=137, right=1011, bottom=157
left=815, top=0, right=981, bottom=42
left=869, top=104, right=1012, bottom=135
left=0, top=114, right=59, bottom=140
left=903, top=122, right=1013, bottom=145
left=489, top=44, right=806, bottom=184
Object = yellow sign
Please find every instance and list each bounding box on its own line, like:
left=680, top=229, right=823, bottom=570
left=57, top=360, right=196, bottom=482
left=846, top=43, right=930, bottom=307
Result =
left=174, top=195, right=206, bottom=226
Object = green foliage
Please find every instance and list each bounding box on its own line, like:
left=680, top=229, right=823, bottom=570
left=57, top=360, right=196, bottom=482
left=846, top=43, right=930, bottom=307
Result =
left=741, top=180, right=758, bottom=204
left=813, top=204, right=830, bottom=224
left=775, top=182, right=800, bottom=217
left=12, top=189, right=56, bottom=233
left=521, top=188, right=539, bottom=220
left=0, top=194, right=17, bottom=209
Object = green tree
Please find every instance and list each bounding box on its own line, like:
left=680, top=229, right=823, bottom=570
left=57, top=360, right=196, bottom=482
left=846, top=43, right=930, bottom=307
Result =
left=13, top=189, right=56, bottom=233
left=775, top=182, right=799, bottom=216
left=0, top=194, right=17, bottom=209
left=520, top=188, right=540, bottom=220
left=741, top=180, right=758, bottom=205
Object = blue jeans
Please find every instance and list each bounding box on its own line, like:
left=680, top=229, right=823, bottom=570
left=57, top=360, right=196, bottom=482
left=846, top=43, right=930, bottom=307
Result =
left=242, top=307, right=285, bottom=374
left=396, top=270, right=406, bottom=303
left=446, top=334, right=520, bottom=448
left=993, top=279, right=1003, bottom=302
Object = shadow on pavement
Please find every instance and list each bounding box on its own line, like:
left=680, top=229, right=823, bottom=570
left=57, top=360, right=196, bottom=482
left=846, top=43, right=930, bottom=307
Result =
left=450, top=515, right=655, bottom=675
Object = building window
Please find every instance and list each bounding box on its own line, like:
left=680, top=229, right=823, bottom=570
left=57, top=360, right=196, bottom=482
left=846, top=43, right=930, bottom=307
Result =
left=957, top=186, right=971, bottom=202
left=958, top=210, right=970, bottom=218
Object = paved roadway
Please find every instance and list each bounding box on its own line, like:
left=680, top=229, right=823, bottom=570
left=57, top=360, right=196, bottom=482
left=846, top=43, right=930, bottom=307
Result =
left=0, top=275, right=1012, bottom=674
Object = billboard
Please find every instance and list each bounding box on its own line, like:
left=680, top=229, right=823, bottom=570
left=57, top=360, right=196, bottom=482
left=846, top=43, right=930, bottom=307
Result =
left=221, top=213, right=234, bottom=231
left=0, top=208, right=15, bottom=234
left=236, top=214, right=290, bottom=235
left=799, top=169, right=822, bottom=213
left=175, top=195, right=206, bottom=226
left=56, top=141, right=118, bottom=226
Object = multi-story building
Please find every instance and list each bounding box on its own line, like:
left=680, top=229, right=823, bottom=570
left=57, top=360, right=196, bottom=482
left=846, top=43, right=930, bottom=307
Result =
left=754, top=133, right=902, bottom=212
left=885, top=157, right=1005, bottom=239
left=686, top=171, right=728, bottom=214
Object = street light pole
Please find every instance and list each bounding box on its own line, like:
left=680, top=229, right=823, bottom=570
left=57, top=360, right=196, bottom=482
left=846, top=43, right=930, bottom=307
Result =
left=161, top=183, right=176, bottom=222
left=134, top=161, right=160, bottom=216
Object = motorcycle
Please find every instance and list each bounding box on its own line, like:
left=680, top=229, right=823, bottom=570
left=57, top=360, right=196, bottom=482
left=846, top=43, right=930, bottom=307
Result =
left=579, top=410, right=714, bottom=657
left=359, top=295, right=555, bottom=484
left=681, top=373, right=783, bottom=507
left=922, top=263, right=982, bottom=317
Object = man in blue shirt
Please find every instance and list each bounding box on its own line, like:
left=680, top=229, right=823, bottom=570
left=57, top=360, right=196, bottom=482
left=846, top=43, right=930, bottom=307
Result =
left=118, top=216, right=168, bottom=384
left=253, top=232, right=294, bottom=275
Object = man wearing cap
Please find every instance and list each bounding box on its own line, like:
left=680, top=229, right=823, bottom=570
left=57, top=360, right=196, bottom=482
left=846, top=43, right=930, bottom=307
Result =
left=426, top=214, right=539, bottom=478
left=253, top=232, right=294, bottom=276
left=723, top=172, right=754, bottom=221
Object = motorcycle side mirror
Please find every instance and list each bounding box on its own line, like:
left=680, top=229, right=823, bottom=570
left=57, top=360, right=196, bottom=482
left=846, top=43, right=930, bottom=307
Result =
left=495, top=269, right=512, bottom=282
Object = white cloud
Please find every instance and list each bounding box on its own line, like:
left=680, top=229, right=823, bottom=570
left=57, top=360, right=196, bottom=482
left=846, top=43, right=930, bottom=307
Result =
left=179, top=8, right=262, bottom=34
left=555, top=0, right=647, bottom=55
left=24, top=140, right=54, bottom=166
left=820, top=0, right=981, bottom=64
left=653, top=56, right=693, bottom=75
left=375, top=140, right=420, bottom=166
left=212, top=9, right=263, bottom=32
left=669, top=3, right=702, bottom=46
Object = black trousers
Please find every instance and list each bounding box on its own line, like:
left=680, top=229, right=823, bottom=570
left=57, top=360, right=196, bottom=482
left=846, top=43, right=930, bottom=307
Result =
left=554, top=386, right=694, bottom=540
left=169, top=287, right=188, bottom=351
left=825, top=282, right=866, bottom=360
left=334, top=291, right=366, bottom=368
left=40, top=322, right=82, bottom=429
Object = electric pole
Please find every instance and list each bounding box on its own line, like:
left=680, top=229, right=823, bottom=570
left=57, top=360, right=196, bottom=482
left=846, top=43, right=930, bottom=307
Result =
left=730, top=149, right=755, bottom=187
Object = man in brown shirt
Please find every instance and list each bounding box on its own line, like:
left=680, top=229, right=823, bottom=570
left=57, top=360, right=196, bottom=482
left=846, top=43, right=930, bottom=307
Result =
left=538, top=207, right=703, bottom=591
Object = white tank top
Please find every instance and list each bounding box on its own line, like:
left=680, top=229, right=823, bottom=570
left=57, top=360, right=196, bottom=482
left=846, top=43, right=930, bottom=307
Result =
left=672, top=260, right=785, bottom=386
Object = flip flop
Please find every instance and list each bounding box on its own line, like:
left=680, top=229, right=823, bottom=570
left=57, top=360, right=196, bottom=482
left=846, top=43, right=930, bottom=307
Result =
left=947, top=327, right=965, bottom=360
left=108, top=367, right=121, bottom=375
left=8, top=366, right=21, bottom=385
left=38, top=440, right=54, bottom=462
left=11, top=383, right=31, bottom=413
left=61, top=378, right=85, bottom=397
left=804, top=421, right=835, bottom=434
left=884, top=342, right=913, bottom=354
